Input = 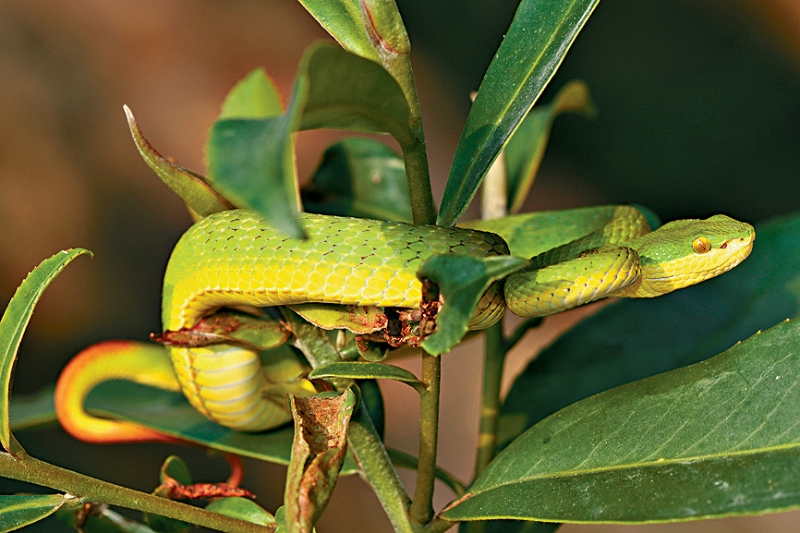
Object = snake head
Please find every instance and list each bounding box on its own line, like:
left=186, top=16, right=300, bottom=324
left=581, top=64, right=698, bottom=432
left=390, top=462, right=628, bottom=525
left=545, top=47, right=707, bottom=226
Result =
left=625, top=214, right=755, bottom=297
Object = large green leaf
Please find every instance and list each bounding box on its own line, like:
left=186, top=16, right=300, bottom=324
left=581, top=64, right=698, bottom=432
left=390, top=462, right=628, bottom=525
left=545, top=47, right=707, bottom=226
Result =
left=301, top=137, right=412, bottom=223
left=296, top=42, right=414, bottom=145
left=438, top=0, right=601, bottom=226
left=84, top=381, right=357, bottom=474
left=498, top=213, right=800, bottom=449
left=0, top=494, right=69, bottom=532
left=445, top=318, right=800, bottom=523
left=296, top=0, right=380, bottom=62
left=207, top=112, right=305, bottom=239
left=0, top=248, right=91, bottom=456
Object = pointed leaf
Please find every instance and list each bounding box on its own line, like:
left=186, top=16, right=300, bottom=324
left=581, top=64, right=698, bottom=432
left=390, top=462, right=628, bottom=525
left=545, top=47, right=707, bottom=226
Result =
left=505, top=80, right=595, bottom=213
left=499, top=212, right=800, bottom=449
left=301, top=138, right=412, bottom=223
left=445, top=318, right=800, bottom=523
left=285, top=390, right=355, bottom=533
left=417, top=255, right=528, bottom=355
left=125, top=106, right=232, bottom=217
left=309, top=362, right=424, bottom=392
left=438, top=0, right=601, bottom=226
left=0, top=248, right=91, bottom=456
left=0, top=494, right=70, bottom=532
left=205, top=498, right=275, bottom=527
left=296, top=0, right=380, bottom=62
left=218, top=68, right=283, bottom=120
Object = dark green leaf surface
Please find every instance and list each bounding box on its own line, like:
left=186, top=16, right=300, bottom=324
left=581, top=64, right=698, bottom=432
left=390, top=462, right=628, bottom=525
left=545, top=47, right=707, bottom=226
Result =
left=296, top=43, right=414, bottom=146
left=84, top=381, right=358, bottom=474
left=302, top=138, right=412, bottom=223
left=438, top=0, right=601, bottom=226
left=498, top=213, right=800, bottom=449
left=309, top=362, right=423, bottom=391
left=8, top=386, right=56, bottom=432
left=205, top=498, right=275, bottom=527
left=504, top=80, right=595, bottom=213
left=207, top=112, right=305, bottom=239
left=0, top=494, right=67, bottom=532
left=217, top=68, right=283, bottom=120
left=418, top=255, right=528, bottom=355
left=296, top=0, right=380, bottom=62
left=0, top=248, right=91, bottom=456
left=125, top=106, right=232, bottom=217
left=445, top=318, right=800, bottom=523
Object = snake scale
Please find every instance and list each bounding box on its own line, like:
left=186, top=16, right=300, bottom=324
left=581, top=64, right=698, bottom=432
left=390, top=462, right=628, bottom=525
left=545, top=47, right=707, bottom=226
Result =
left=158, top=206, right=754, bottom=431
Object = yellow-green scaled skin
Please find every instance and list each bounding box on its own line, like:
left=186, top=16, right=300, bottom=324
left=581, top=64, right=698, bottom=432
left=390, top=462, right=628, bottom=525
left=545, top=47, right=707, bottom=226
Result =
left=162, top=207, right=755, bottom=431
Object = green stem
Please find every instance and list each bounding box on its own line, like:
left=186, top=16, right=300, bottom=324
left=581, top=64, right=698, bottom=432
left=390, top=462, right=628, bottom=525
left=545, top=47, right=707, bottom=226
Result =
left=348, top=407, right=416, bottom=533
left=402, top=139, right=437, bottom=226
left=473, top=321, right=507, bottom=479
left=0, top=452, right=270, bottom=533
left=410, top=352, right=441, bottom=526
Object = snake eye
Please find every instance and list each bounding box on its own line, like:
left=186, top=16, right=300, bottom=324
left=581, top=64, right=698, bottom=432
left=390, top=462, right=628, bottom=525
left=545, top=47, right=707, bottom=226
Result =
left=692, top=236, right=712, bottom=254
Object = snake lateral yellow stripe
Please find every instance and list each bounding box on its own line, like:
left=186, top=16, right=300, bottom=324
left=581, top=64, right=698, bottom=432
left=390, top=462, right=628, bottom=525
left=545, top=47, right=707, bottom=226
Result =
left=161, top=207, right=754, bottom=431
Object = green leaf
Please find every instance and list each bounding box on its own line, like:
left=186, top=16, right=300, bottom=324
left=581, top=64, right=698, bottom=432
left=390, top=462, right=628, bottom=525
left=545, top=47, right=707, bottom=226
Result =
left=445, top=318, right=800, bottom=523
left=206, top=43, right=414, bottom=239
left=289, top=304, right=387, bottom=334
left=125, top=106, right=232, bottom=217
left=461, top=205, right=653, bottom=259
left=159, top=455, right=192, bottom=485
left=218, top=68, right=283, bottom=120
left=83, top=380, right=358, bottom=474
left=296, top=42, right=414, bottom=146
left=207, top=112, right=305, bottom=239
left=296, top=0, right=380, bottom=62
left=417, top=255, right=528, bottom=355
left=0, top=494, right=69, bottom=532
left=498, top=212, right=800, bottom=449
left=504, top=80, right=595, bottom=213
left=285, top=391, right=355, bottom=533
left=438, top=0, right=601, bottom=226
left=0, top=248, right=91, bottom=456
left=309, top=362, right=424, bottom=392
left=9, top=386, right=57, bottom=432
left=205, top=498, right=275, bottom=527
left=301, top=138, right=413, bottom=223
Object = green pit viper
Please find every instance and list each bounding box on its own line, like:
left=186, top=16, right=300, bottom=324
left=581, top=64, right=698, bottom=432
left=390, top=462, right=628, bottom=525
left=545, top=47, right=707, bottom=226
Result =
left=55, top=205, right=755, bottom=440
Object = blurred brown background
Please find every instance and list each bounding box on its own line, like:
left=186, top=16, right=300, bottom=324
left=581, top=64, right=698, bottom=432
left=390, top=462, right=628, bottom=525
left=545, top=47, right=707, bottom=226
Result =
left=1, top=1, right=800, bottom=532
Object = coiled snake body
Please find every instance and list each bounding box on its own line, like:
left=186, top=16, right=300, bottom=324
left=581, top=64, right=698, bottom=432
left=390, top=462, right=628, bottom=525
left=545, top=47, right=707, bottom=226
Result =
left=160, top=207, right=754, bottom=431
